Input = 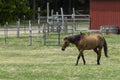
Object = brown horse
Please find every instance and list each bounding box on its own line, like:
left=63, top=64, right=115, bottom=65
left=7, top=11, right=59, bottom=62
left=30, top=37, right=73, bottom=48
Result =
left=61, top=32, right=108, bottom=65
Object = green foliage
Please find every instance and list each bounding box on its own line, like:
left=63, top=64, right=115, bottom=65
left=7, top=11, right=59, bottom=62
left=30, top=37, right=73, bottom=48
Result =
left=0, top=0, right=32, bottom=25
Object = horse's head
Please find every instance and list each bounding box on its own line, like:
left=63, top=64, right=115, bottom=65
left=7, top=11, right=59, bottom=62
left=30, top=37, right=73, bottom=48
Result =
left=61, top=37, right=70, bottom=51
left=61, top=32, right=84, bottom=51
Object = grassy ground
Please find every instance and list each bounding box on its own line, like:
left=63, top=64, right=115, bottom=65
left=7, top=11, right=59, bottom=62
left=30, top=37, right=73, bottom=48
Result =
left=0, top=33, right=120, bottom=80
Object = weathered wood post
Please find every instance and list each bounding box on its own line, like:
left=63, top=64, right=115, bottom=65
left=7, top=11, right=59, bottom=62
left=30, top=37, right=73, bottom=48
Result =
left=23, top=15, right=26, bottom=33
left=47, top=2, right=49, bottom=23
left=4, top=22, right=8, bottom=44
left=72, top=8, right=76, bottom=30
left=64, top=17, right=68, bottom=33
left=17, top=19, right=20, bottom=38
left=60, top=8, right=64, bottom=27
left=42, top=24, right=46, bottom=45
left=51, top=9, right=54, bottom=32
left=57, top=24, right=61, bottom=46
left=29, top=20, right=32, bottom=45
left=38, top=7, right=40, bottom=34
left=56, top=12, right=59, bottom=23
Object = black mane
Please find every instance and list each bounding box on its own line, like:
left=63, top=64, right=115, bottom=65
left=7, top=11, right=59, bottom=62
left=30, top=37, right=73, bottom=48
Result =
left=68, top=34, right=81, bottom=44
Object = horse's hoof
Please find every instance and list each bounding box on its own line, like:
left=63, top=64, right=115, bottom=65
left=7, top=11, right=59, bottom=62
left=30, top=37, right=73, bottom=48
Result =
left=97, top=63, right=100, bottom=65
left=106, top=56, right=109, bottom=58
left=75, top=64, right=78, bottom=66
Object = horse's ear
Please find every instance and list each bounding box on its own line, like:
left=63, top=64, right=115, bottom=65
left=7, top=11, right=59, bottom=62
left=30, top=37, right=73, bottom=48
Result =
left=64, top=37, right=67, bottom=40
left=80, top=32, right=86, bottom=37
left=64, top=37, right=68, bottom=40
left=80, top=32, right=85, bottom=35
left=80, top=32, right=82, bottom=35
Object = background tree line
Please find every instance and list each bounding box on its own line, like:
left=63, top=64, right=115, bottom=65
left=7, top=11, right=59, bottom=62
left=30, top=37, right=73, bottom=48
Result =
left=30, top=0, right=89, bottom=15
left=0, top=0, right=89, bottom=25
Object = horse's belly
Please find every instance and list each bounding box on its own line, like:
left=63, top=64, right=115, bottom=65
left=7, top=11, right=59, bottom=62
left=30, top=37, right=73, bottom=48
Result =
left=85, top=46, right=96, bottom=50
left=85, top=42, right=97, bottom=50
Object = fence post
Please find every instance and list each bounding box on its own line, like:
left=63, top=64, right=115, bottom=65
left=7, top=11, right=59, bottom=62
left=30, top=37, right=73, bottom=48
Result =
left=71, top=14, right=75, bottom=35
left=56, top=12, right=59, bottom=23
left=60, top=8, right=64, bottom=26
left=29, top=20, right=32, bottom=45
left=4, top=22, right=8, bottom=44
left=72, top=8, right=76, bottom=30
left=64, top=17, right=68, bottom=33
left=42, top=24, right=46, bottom=45
left=47, top=2, right=49, bottom=23
left=57, top=25, right=61, bottom=46
left=51, top=9, right=54, bottom=32
left=17, top=19, right=20, bottom=38
left=38, top=7, right=40, bottom=34
left=23, top=15, right=26, bottom=33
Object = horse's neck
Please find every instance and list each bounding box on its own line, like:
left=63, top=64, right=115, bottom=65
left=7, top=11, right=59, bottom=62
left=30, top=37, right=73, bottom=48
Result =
left=69, top=36, right=80, bottom=44
left=69, top=38, right=76, bottom=44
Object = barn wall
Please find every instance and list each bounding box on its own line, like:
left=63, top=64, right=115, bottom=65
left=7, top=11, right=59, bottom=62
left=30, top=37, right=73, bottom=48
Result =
left=90, top=0, right=120, bottom=30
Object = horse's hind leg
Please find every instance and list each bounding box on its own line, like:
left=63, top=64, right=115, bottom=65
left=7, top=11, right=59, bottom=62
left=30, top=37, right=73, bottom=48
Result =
left=81, top=54, right=86, bottom=65
left=94, top=48, right=101, bottom=65
left=93, top=48, right=98, bottom=54
left=97, top=54, right=101, bottom=65
left=97, top=48, right=102, bottom=65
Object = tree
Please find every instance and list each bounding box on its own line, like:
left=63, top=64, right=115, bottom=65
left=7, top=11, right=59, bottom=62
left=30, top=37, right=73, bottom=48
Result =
left=0, top=0, right=32, bottom=25
left=46, top=0, right=89, bottom=14
left=28, top=0, right=87, bottom=15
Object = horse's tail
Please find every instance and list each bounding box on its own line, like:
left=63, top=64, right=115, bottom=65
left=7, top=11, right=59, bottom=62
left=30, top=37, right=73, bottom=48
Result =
left=103, top=37, right=108, bottom=57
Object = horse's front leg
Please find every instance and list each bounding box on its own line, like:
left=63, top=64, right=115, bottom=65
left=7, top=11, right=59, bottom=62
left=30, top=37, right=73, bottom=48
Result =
left=81, top=54, right=86, bottom=65
left=75, top=53, right=81, bottom=66
left=75, top=50, right=85, bottom=65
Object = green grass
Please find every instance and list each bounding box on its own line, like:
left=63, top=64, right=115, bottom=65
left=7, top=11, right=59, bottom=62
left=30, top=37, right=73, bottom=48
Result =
left=0, top=33, right=120, bottom=80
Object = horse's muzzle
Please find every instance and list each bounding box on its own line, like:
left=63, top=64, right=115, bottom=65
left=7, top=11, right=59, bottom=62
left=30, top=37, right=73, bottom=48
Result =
left=61, top=48, right=65, bottom=51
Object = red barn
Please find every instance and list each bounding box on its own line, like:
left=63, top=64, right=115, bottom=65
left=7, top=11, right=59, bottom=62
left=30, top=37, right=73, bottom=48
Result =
left=90, top=0, right=120, bottom=33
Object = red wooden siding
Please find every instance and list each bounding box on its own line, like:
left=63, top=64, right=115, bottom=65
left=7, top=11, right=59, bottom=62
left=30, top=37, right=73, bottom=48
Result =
left=90, top=0, right=120, bottom=30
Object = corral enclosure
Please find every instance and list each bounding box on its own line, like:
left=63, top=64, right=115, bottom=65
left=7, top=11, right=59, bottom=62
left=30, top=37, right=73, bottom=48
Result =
left=0, top=12, right=89, bottom=46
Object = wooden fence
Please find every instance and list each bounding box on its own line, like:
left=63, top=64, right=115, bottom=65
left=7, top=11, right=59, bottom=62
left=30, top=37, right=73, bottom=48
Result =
left=0, top=14, right=90, bottom=46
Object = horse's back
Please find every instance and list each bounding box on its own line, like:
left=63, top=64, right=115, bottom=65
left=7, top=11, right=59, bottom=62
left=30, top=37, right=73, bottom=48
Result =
left=88, top=33, right=104, bottom=44
left=79, top=33, right=104, bottom=50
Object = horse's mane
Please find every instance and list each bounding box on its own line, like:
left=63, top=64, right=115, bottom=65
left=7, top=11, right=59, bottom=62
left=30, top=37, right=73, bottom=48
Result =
left=68, top=32, right=86, bottom=44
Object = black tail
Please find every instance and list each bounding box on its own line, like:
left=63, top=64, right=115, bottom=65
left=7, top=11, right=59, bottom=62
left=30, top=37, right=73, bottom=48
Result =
left=103, top=38, right=108, bottom=57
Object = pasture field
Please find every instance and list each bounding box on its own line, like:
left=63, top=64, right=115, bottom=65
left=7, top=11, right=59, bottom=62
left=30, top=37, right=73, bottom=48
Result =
left=0, top=33, right=120, bottom=80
